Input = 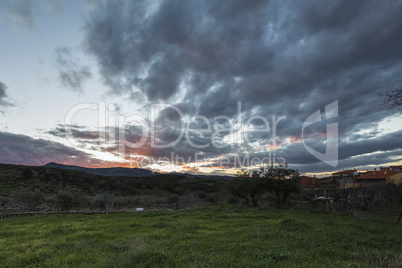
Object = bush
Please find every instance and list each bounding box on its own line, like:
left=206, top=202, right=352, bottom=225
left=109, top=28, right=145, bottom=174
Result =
left=53, top=188, right=86, bottom=211
left=13, top=188, right=44, bottom=210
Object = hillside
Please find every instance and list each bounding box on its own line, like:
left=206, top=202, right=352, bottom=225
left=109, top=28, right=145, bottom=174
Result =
left=44, top=162, right=160, bottom=177
left=0, top=163, right=229, bottom=211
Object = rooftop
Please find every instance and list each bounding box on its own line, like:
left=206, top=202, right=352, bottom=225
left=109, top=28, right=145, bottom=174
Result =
left=356, top=170, right=401, bottom=180
left=332, top=170, right=356, bottom=175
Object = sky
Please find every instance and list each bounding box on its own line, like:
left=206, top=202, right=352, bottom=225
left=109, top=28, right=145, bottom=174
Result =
left=0, top=0, right=402, bottom=176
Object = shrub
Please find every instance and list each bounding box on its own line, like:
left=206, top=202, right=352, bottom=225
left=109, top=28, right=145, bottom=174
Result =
left=53, top=188, right=86, bottom=211
left=12, top=188, right=44, bottom=210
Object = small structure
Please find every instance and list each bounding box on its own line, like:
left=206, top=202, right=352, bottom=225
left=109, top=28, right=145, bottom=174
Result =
left=332, top=170, right=358, bottom=177
left=135, top=208, right=144, bottom=212
left=386, top=166, right=402, bottom=172
left=316, top=177, right=337, bottom=188
left=299, top=175, right=317, bottom=189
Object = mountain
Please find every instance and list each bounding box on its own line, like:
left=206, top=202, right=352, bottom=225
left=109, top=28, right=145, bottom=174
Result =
left=44, top=162, right=160, bottom=177
left=43, top=162, right=234, bottom=179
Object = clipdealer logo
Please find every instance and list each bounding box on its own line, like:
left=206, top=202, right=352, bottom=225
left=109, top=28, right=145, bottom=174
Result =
left=63, top=101, right=339, bottom=168
left=302, top=101, right=338, bottom=167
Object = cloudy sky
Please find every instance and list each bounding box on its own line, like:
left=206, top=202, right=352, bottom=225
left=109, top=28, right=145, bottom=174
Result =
left=1, top=0, right=402, bottom=176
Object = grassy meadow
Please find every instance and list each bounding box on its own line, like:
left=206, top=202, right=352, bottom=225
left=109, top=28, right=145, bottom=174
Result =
left=0, top=206, right=401, bottom=267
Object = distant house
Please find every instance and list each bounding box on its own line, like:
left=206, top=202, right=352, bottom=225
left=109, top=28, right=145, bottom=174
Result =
left=332, top=170, right=358, bottom=188
left=316, top=177, right=337, bottom=188
left=355, top=170, right=388, bottom=184
left=332, top=170, right=358, bottom=177
left=380, top=166, right=402, bottom=172
left=312, top=167, right=402, bottom=189
left=299, top=175, right=316, bottom=189
left=355, top=169, right=402, bottom=186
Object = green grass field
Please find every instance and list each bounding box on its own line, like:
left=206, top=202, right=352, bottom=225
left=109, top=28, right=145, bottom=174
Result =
left=0, top=207, right=401, bottom=267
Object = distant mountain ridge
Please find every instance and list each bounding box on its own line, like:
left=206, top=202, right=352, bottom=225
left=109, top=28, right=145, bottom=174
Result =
left=44, top=162, right=160, bottom=177
left=43, top=162, right=233, bottom=179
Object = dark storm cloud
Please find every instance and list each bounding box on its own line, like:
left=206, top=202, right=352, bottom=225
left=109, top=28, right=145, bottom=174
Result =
left=0, top=131, right=107, bottom=166
left=46, top=124, right=99, bottom=140
left=251, top=128, right=402, bottom=174
left=83, top=0, right=273, bottom=102
left=277, top=130, right=402, bottom=166
left=55, top=47, right=92, bottom=92
left=0, top=81, right=10, bottom=105
left=338, top=130, right=402, bottom=161
left=80, top=0, right=402, bottom=171
left=0, top=81, right=13, bottom=113
left=294, top=149, right=402, bottom=174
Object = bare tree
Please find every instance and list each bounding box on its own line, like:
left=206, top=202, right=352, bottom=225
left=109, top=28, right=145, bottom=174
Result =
left=141, top=198, right=154, bottom=211
left=381, top=86, right=402, bottom=113
left=107, top=194, right=125, bottom=211
left=354, top=184, right=398, bottom=211
left=90, top=193, right=107, bottom=212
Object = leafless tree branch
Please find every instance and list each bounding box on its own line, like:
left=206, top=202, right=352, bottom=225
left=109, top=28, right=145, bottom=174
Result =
left=380, top=86, right=402, bottom=113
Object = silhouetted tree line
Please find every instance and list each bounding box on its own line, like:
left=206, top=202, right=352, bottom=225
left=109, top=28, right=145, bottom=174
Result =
left=0, top=164, right=227, bottom=212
